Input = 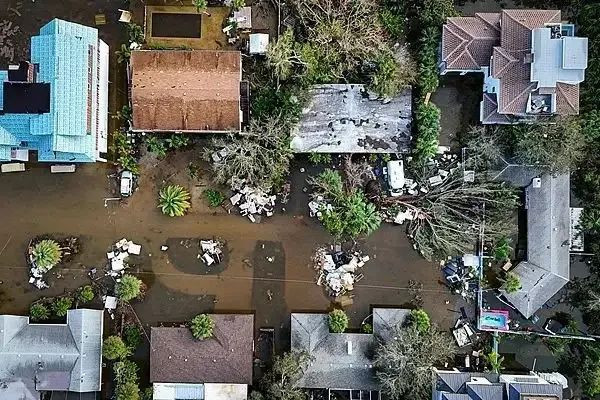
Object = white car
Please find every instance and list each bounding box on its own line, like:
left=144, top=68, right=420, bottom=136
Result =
left=387, top=160, right=405, bottom=197
left=120, top=170, right=134, bottom=197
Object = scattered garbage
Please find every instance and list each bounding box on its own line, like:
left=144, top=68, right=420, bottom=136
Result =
left=230, top=179, right=276, bottom=222
left=442, top=255, right=480, bottom=300
left=199, top=239, right=225, bottom=266
left=106, top=238, right=142, bottom=277
left=313, top=246, right=370, bottom=297
left=308, top=195, right=333, bottom=218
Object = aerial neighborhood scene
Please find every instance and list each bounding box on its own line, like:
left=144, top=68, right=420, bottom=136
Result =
left=2, top=0, right=600, bottom=399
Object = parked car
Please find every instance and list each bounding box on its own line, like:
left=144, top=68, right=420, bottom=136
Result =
left=387, top=160, right=405, bottom=197
left=120, top=170, right=134, bottom=197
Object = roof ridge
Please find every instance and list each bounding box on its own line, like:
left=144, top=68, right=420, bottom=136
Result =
left=557, top=83, right=578, bottom=114
left=443, top=25, right=468, bottom=63
left=492, top=47, right=518, bottom=78
left=500, top=82, right=536, bottom=114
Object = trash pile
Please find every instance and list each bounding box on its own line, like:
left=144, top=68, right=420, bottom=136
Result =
left=199, top=239, right=225, bottom=266
left=308, top=195, right=333, bottom=218
left=230, top=179, right=276, bottom=223
left=313, top=246, right=370, bottom=297
left=442, top=254, right=480, bottom=300
left=106, top=238, right=142, bottom=277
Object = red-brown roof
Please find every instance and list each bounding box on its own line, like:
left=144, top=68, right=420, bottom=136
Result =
left=442, top=10, right=581, bottom=117
left=130, top=50, right=241, bottom=133
left=150, top=314, right=254, bottom=384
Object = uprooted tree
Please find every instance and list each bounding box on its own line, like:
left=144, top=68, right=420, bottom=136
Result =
left=385, top=158, right=518, bottom=261
left=204, top=116, right=294, bottom=192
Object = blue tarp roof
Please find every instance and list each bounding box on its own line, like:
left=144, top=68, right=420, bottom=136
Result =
left=0, top=19, right=100, bottom=162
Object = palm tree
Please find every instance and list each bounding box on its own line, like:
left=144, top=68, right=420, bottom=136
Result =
left=32, top=239, right=62, bottom=271
left=485, top=351, right=504, bottom=373
left=501, top=272, right=522, bottom=294
left=158, top=185, right=191, bottom=217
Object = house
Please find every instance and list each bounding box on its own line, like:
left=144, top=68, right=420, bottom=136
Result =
left=290, top=308, right=410, bottom=398
left=432, top=370, right=566, bottom=400
left=290, top=84, right=412, bottom=153
left=130, top=50, right=246, bottom=133
left=0, top=309, right=104, bottom=400
left=440, top=10, right=588, bottom=124
left=150, top=314, right=254, bottom=400
left=0, top=19, right=109, bottom=162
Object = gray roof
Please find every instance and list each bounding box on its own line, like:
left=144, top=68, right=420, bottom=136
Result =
left=290, top=308, right=409, bottom=390
left=291, top=84, right=412, bottom=153
left=0, top=309, right=104, bottom=400
left=531, top=29, right=587, bottom=88
left=502, top=173, right=570, bottom=318
left=433, top=371, right=562, bottom=400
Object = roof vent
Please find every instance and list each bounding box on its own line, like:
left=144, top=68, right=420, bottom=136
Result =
left=532, top=177, right=542, bottom=188
left=347, top=341, right=353, bottom=355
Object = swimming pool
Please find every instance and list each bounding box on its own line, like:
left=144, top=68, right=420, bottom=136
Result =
left=479, top=310, right=509, bottom=331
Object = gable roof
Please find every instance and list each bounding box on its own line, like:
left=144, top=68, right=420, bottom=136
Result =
left=502, top=173, right=570, bottom=318
left=130, top=50, right=242, bottom=133
left=0, top=309, right=104, bottom=400
left=290, top=308, right=409, bottom=390
left=441, top=14, right=500, bottom=70
left=150, top=314, right=253, bottom=385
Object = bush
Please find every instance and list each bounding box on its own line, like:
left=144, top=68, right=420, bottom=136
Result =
left=369, top=46, right=417, bottom=99
left=190, top=314, right=215, bottom=340
left=408, top=309, right=431, bottom=333
left=502, top=272, right=522, bottom=294
left=494, top=238, right=512, bottom=262
left=417, top=30, right=441, bottom=94
left=204, top=189, right=225, bottom=207
left=328, top=309, right=349, bottom=333
left=165, top=134, right=190, bottom=150
left=103, top=336, right=130, bottom=360
left=116, top=274, right=144, bottom=302
left=30, top=303, right=50, bottom=321
left=127, top=23, right=144, bottom=44
left=232, top=0, right=245, bottom=10
left=52, top=297, right=73, bottom=318
left=111, top=131, right=139, bottom=175
left=414, top=102, right=441, bottom=162
left=146, top=136, right=167, bottom=158
left=308, top=153, right=332, bottom=165
left=361, top=323, right=373, bottom=334
left=77, top=285, right=95, bottom=304
left=114, top=359, right=139, bottom=384
left=116, top=381, right=140, bottom=400
left=123, top=324, right=143, bottom=350
left=32, top=239, right=62, bottom=271
left=158, top=185, right=191, bottom=217
left=379, top=4, right=405, bottom=40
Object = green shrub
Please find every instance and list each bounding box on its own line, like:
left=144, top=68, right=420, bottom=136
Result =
left=417, top=29, right=441, bottom=95
left=116, top=381, right=140, bottom=400
left=116, top=274, right=144, bottom=302
left=32, top=239, right=62, bottom=271
left=502, top=272, right=522, bottom=294
left=165, top=134, right=190, bottom=150
left=52, top=297, right=73, bottom=318
left=30, top=303, right=50, bottom=321
left=77, top=285, right=95, bottom=304
left=361, top=323, right=373, bottom=333
left=190, top=314, right=215, bottom=340
left=123, top=324, right=143, bottom=350
left=127, top=23, right=144, bottom=44
left=204, top=189, right=225, bottom=207
left=158, top=185, right=191, bottom=217
left=379, top=5, right=405, bottom=39
left=114, top=359, right=139, bottom=384
left=146, top=136, right=167, bottom=158
left=408, top=309, right=431, bottom=333
left=193, top=0, right=208, bottom=13
left=328, top=309, right=349, bottom=333
left=414, top=102, right=441, bottom=162
left=232, top=0, right=245, bottom=9
left=102, top=336, right=130, bottom=360
left=308, top=153, right=332, bottom=165
left=111, top=131, right=139, bottom=175
left=116, top=44, right=131, bottom=64
left=370, top=47, right=417, bottom=99
left=494, top=238, right=512, bottom=262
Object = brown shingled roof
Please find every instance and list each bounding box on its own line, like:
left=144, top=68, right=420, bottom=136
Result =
left=441, top=15, right=500, bottom=70
left=150, top=314, right=254, bottom=384
left=131, top=50, right=241, bottom=132
left=556, top=83, right=580, bottom=115
left=500, top=10, right=560, bottom=51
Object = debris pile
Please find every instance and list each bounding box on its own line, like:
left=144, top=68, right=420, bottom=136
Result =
left=106, top=238, right=142, bottom=277
left=308, top=195, right=333, bottom=218
left=442, top=254, right=480, bottom=300
left=199, top=239, right=225, bottom=266
left=230, top=179, right=276, bottom=223
left=313, top=246, right=370, bottom=297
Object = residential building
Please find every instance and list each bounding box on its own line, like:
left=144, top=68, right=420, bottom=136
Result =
left=440, top=10, right=588, bottom=124
left=0, top=309, right=104, bottom=400
left=0, top=19, right=109, bottom=162
left=150, top=314, right=254, bottom=400
left=130, top=50, right=247, bottom=133
left=290, top=84, right=412, bottom=153
left=290, top=308, right=410, bottom=398
left=433, top=370, right=566, bottom=400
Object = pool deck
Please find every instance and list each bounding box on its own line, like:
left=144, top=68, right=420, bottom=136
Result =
left=144, top=5, right=231, bottom=50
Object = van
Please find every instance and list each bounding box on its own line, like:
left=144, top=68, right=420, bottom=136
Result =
left=387, top=160, right=405, bottom=196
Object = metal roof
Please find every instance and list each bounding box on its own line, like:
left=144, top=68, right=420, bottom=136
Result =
left=0, top=309, right=103, bottom=399
left=0, top=19, right=108, bottom=162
